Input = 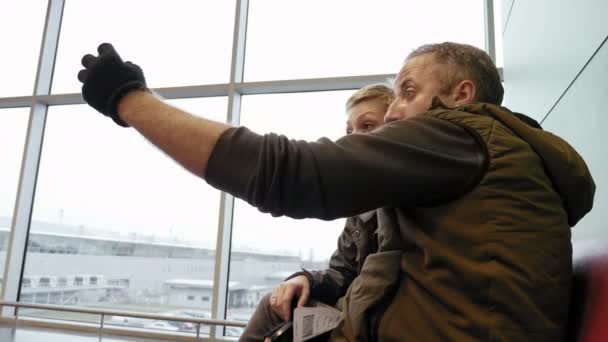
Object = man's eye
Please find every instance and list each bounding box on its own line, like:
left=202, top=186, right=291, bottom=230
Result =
left=404, top=89, right=415, bottom=98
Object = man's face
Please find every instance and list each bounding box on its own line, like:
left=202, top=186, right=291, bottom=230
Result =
left=346, top=98, right=388, bottom=134
left=385, top=54, right=451, bottom=123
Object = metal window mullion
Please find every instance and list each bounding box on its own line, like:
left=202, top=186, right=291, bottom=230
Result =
left=484, top=0, right=497, bottom=64
left=0, top=97, right=35, bottom=109
left=237, top=74, right=396, bottom=95
left=1, top=0, right=64, bottom=317
left=210, top=0, right=248, bottom=340
left=0, top=74, right=407, bottom=108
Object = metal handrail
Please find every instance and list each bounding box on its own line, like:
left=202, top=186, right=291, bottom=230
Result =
left=0, top=300, right=246, bottom=327
left=0, top=300, right=247, bottom=339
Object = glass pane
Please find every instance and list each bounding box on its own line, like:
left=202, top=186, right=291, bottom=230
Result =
left=22, top=98, right=227, bottom=336
left=0, top=108, right=30, bottom=282
left=494, top=0, right=504, bottom=68
left=0, top=1, right=47, bottom=96
left=52, top=0, right=236, bottom=94
left=245, top=0, right=485, bottom=81
left=226, top=91, right=351, bottom=331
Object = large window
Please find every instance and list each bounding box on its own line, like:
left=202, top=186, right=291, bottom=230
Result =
left=21, top=99, right=226, bottom=335
left=0, top=0, right=499, bottom=339
left=51, top=0, right=236, bottom=93
left=0, top=1, right=47, bottom=96
left=227, top=91, right=351, bottom=324
left=245, top=0, right=485, bottom=81
left=0, top=109, right=30, bottom=280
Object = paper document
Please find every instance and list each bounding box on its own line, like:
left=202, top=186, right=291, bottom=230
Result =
left=293, top=301, right=343, bottom=342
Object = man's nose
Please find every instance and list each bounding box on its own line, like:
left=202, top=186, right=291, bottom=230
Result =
left=384, top=102, right=403, bottom=124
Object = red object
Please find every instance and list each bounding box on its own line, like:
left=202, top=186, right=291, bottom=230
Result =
left=580, top=258, right=608, bottom=342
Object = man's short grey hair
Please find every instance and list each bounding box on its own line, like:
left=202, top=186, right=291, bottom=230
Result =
left=406, top=42, right=504, bottom=105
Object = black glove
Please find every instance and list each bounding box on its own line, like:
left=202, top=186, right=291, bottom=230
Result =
left=77, top=43, right=148, bottom=127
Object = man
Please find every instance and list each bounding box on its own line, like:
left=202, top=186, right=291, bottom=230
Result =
left=78, top=42, right=594, bottom=341
left=242, top=84, right=395, bottom=342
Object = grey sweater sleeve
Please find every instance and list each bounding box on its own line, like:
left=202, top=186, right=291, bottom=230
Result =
left=205, top=115, right=487, bottom=220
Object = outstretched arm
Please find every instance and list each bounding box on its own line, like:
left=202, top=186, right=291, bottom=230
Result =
left=79, top=43, right=487, bottom=220
left=117, top=90, right=230, bottom=177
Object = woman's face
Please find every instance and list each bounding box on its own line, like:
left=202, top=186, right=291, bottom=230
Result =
left=346, top=98, right=388, bottom=134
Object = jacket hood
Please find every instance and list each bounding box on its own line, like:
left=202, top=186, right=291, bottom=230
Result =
left=461, top=103, right=595, bottom=227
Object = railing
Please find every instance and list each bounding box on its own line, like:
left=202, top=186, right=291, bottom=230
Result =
left=0, top=300, right=247, bottom=340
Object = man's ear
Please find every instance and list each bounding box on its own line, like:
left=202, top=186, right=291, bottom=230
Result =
left=451, top=80, right=476, bottom=106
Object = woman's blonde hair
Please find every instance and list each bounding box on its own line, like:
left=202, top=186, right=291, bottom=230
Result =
left=345, top=83, right=395, bottom=113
